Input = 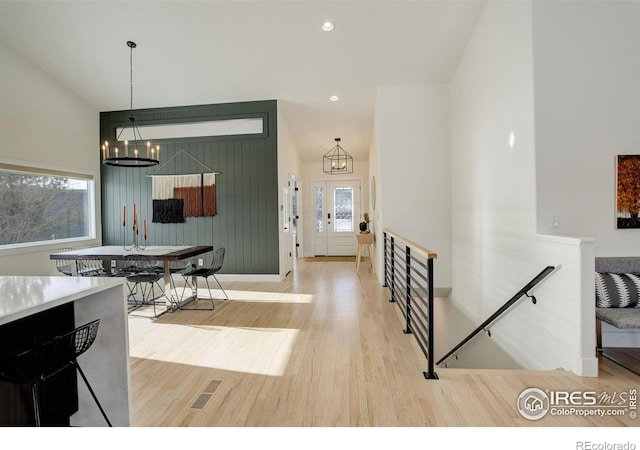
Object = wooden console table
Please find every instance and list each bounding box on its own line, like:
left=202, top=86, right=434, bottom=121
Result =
left=355, top=233, right=375, bottom=274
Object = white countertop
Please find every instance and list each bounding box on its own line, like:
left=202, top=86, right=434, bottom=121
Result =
left=0, top=276, right=124, bottom=326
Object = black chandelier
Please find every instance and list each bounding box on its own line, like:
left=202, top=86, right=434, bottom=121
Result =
left=323, top=137, right=353, bottom=175
left=101, top=41, right=159, bottom=167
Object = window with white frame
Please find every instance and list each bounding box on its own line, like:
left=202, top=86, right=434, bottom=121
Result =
left=0, top=164, right=95, bottom=248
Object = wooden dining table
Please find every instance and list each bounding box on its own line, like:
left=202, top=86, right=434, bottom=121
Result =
left=50, top=245, right=213, bottom=308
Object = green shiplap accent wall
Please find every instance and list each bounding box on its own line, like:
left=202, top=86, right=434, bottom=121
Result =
left=99, top=100, right=279, bottom=274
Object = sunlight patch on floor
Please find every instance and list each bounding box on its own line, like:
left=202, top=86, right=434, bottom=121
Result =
left=129, top=322, right=300, bottom=377
left=220, top=289, right=314, bottom=304
left=163, top=284, right=315, bottom=304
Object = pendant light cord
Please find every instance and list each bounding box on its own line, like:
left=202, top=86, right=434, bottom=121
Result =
left=102, top=40, right=159, bottom=167
left=129, top=43, right=134, bottom=116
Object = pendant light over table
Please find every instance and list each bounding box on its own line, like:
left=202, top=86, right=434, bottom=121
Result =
left=101, top=41, right=160, bottom=168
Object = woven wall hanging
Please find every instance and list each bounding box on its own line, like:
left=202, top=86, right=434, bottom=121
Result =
left=149, top=150, right=219, bottom=223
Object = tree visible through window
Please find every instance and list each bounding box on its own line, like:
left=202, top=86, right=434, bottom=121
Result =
left=0, top=167, right=92, bottom=246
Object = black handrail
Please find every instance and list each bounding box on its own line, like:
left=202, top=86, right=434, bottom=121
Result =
left=436, top=265, right=556, bottom=366
left=383, top=229, right=438, bottom=380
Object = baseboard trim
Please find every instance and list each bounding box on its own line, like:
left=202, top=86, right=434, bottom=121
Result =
left=170, top=273, right=283, bottom=284
left=576, top=356, right=599, bottom=377
left=215, top=273, right=283, bottom=283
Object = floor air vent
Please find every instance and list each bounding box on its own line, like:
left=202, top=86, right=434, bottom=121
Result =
left=190, top=379, right=222, bottom=410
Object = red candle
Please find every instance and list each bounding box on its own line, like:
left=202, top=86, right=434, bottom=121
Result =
left=133, top=203, right=137, bottom=225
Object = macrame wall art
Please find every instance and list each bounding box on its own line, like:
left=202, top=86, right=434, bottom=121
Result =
left=149, top=150, right=219, bottom=224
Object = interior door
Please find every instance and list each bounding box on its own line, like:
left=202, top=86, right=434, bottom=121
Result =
left=291, top=178, right=300, bottom=258
left=283, top=185, right=293, bottom=275
left=313, top=180, right=361, bottom=256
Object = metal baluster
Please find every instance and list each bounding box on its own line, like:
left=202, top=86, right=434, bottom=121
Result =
left=383, top=231, right=388, bottom=288
left=424, top=257, right=438, bottom=379
left=389, top=236, right=396, bottom=303
left=404, top=245, right=412, bottom=335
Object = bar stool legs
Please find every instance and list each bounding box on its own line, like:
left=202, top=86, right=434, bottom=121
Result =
left=31, top=383, right=42, bottom=427
left=75, top=361, right=112, bottom=427
left=0, top=319, right=112, bottom=427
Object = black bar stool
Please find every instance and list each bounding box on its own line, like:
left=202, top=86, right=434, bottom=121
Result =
left=0, top=319, right=111, bottom=427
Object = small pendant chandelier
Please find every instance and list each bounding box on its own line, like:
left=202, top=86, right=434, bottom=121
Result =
left=323, top=137, right=353, bottom=175
left=102, top=41, right=160, bottom=167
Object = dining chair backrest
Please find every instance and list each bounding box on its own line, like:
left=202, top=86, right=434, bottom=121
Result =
left=76, top=255, right=106, bottom=276
left=122, top=254, right=155, bottom=274
left=210, top=247, right=226, bottom=274
left=54, top=248, right=76, bottom=276
left=177, top=247, right=228, bottom=308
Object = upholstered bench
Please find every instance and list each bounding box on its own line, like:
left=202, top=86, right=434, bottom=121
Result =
left=594, top=257, right=640, bottom=348
left=596, top=308, right=640, bottom=330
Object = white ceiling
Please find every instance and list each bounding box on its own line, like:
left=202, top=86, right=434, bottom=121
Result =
left=0, top=0, right=486, bottom=162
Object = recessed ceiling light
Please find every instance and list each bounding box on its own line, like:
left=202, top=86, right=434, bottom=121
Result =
left=330, top=95, right=340, bottom=102
left=322, top=21, right=334, bottom=31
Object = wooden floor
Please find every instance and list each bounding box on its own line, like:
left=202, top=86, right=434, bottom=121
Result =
left=128, top=258, right=639, bottom=428
left=600, top=348, right=640, bottom=376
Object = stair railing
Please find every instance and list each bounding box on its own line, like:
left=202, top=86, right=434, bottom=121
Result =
left=435, top=265, right=556, bottom=367
left=383, top=228, right=438, bottom=380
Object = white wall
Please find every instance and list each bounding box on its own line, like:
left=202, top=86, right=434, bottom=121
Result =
left=0, top=41, right=101, bottom=276
left=450, top=0, right=537, bottom=320
left=277, top=102, right=302, bottom=278
left=300, top=160, right=369, bottom=258
left=534, top=1, right=640, bottom=254
left=369, top=114, right=382, bottom=279
left=373, top=84, right=452, bottom=289
left=449, top=1, right=597, bottom=376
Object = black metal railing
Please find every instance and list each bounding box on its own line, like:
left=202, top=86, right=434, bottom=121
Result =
left=435, top=265, right=556, bottom=367
left=383, top=229, right=438, bottom=380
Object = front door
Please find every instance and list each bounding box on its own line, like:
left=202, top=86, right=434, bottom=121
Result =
left=313, top=180, right=361, bottom=256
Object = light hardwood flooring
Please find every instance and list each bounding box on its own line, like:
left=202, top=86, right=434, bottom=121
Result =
left=128, top=258, right=639, bottom=427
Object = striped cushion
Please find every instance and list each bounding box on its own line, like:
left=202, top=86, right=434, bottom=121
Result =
left=595, top=273, right=640, bottom=308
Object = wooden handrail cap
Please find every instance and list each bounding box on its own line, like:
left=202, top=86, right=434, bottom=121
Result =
left=382, top=228, right=437, bottom=259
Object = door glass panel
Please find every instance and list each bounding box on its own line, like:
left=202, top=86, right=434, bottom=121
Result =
left=292, top=184, right=298, bottom=231
left=315, top=187, right=324, bottom=232
left=333, top=187, right=354, bottom=232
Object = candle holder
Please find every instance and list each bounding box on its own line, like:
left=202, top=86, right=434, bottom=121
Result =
left=123, top=221, right=147, bottom=251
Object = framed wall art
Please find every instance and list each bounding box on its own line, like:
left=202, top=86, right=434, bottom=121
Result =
left=616, top=155, right=640, bottom=229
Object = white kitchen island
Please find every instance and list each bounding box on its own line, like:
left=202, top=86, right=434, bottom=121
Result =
left=0, top=276, right=130, bottom=426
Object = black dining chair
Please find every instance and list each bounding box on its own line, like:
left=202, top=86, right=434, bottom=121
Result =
left=0, top=319, right=111, bottom=427
left=180, top=247, right=228, bottom=310
left=54, top=248, right=77, bottom=276
left=122, top=254, right=165, bottom=317
left=152, top=260, right=191, bottom=308
left=75, top=255, right=109, bottom=277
